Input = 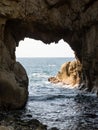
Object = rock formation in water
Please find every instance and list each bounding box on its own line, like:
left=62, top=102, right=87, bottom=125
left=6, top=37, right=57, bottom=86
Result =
left=48, top=60, right=82, bottom=87
left=0, top=0, right=98, bottom=109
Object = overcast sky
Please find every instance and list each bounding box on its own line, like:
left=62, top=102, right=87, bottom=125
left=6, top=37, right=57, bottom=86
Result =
left=16, top=38, right=75, bottom=58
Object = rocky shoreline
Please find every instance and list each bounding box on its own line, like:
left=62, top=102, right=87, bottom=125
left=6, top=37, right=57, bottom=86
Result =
left=0, top=110, right=58, bottom=130
left=48, top=60, right=82, bottom=88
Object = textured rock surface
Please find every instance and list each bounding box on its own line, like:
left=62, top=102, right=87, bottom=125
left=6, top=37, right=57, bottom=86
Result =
left=0, top=119, right=47, bottom=130
left=0, top=61, right=28, bottom=109
left=48, top=60, right=82, bottom=87
left=0, top=0, right=98, bottom=109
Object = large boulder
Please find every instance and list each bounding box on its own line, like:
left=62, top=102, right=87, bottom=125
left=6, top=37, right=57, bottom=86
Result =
left=0, top=62, right=28, bottom=110
left=48, top=60, right=82, bottom=87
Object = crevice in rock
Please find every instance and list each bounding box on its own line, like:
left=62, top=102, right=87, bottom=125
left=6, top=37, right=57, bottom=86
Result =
left=44, top=0, right=70, bottom=9
left=83, top=0, right=97, bottom=12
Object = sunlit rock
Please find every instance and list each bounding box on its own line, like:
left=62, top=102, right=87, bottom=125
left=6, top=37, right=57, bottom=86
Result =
left=48, top=60, right=82, bottom=87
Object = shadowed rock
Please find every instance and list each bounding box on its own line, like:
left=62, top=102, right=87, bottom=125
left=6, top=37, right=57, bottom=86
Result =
left=0, top=62, right=28, bottom=110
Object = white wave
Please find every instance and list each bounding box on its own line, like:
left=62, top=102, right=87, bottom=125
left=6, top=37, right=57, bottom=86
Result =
left=63, top=84, right=79, bottom=89
left=51, top=82, right=79, bottom=90
left=48, top=64, right=56, bottom=67
left=29, top=73, right=49, bottom=78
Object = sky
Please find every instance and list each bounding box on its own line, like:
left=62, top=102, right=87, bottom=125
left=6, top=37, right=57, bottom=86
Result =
left=16, top=38, right=75, bottom=58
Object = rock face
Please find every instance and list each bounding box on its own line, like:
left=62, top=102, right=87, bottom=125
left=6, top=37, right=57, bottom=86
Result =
left=0, top=62, right=28, bottom=109
left=48, top=60, right=82, bottom=87
left=0, top=0, right=98, bottom=109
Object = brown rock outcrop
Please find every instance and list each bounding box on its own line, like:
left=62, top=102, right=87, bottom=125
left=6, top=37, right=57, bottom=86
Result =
left=0, top=62, right=28, bottom=110
left=48, top=60, right=82, bottom=87
left=0, top=0, right=98, bottom=109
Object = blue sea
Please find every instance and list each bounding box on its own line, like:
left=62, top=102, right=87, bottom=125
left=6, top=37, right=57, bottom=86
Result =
left=17, top=58, right=98, bottom=130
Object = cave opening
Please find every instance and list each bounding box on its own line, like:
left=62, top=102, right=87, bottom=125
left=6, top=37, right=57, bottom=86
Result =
left=15, top=38, right=83, bottom=129
left=14, top=38, right=97, bottom=130
left=1, top=20, right=98, bottom=130
left=16, top=38, right=75, bottom=58
left=16, top=38, right=76, bottom=92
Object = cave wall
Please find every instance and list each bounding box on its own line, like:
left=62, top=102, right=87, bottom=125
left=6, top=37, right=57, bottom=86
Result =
left=0, top=0, right=98, bottom=108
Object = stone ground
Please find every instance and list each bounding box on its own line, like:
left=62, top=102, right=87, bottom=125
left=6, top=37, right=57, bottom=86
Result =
left=0, top=111, right=59, bottom=130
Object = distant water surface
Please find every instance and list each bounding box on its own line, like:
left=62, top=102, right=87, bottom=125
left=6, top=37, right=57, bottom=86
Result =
left=16, top=58, right=98, bottom=130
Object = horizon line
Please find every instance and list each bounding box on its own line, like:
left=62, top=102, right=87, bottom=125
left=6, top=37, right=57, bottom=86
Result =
left=16, top=56, right=75, bottom=58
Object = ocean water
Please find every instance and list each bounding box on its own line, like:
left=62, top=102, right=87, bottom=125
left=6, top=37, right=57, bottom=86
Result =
left=17, top=58, right=98, bottom=130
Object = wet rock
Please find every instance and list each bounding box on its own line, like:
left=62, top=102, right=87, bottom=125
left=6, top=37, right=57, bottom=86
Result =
left=84, top=113, right=97, bottom=118
left=48, top=77, right=60, bottom=84
left=0, top=115, right=47, bottom=130
left=49, top=127, right=59, bottom=130
left=0, top=126, right=14, bottom=130
left=26, top=114, right=32, bottom=118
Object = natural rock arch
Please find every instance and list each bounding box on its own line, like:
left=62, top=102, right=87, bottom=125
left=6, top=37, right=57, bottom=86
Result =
left=0, top=0, right=98, bottom=109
